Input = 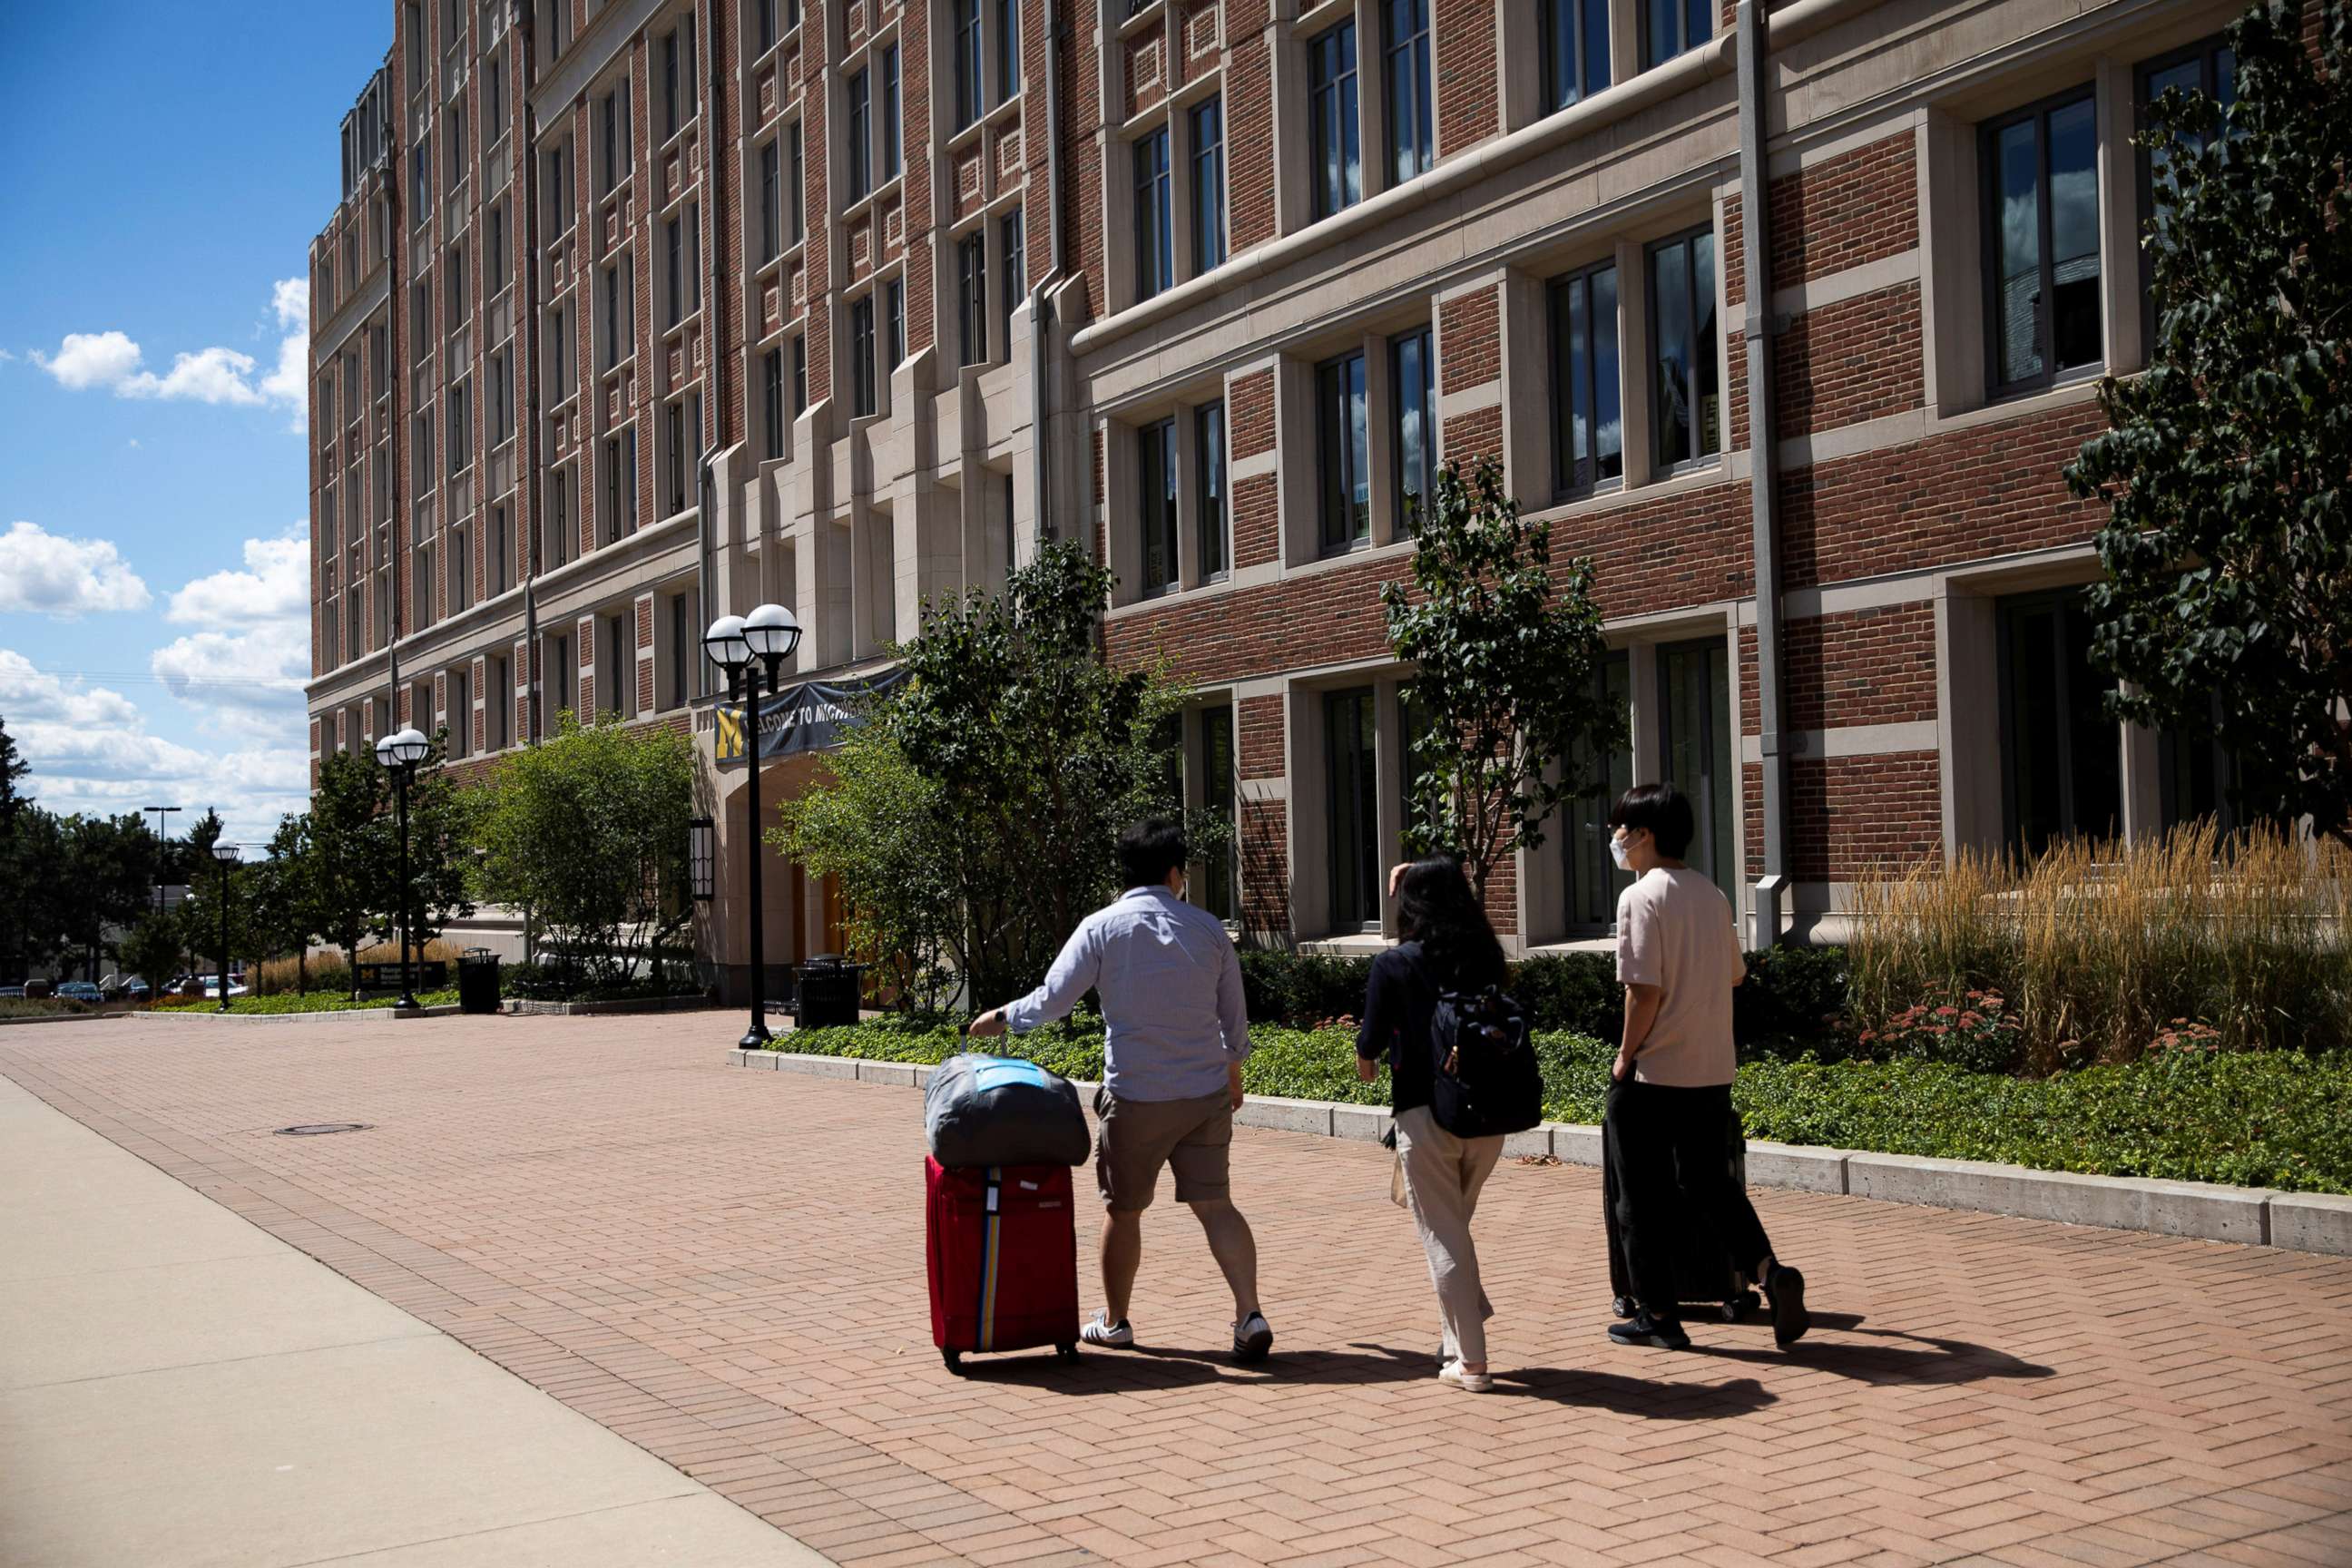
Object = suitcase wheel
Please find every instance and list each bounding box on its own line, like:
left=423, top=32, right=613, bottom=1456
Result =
left=1056, top=1342, right=1079, bottom=1362
left=942, top=1348, right=965, bottom=1375
left=1719, top=1299, right=1743, bottom=1323
left=1612, top=1296, right=1637, bottom=1320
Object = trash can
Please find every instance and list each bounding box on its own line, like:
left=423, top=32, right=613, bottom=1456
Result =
left=457, top=947, right=502, bottom=1014
left=796, top=955, right=863, bottom=1030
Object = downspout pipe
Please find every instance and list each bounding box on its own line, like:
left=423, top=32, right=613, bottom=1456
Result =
left=520, top=8, right=545, bottom=745
left=1737, top=0, right=1788, bottom=948
left=1027, top=0, right=1067, bottom=545
left=697, top=0, right=725, bottom=640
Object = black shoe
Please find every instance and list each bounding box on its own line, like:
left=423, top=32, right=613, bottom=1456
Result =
left=1765, top=1264, right=1810, bottom=1347
left=1607, top=1311, right=1690, bottom=1350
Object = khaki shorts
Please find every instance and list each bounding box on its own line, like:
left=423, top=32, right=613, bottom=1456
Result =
left=1093, top=1085, right=1233, bottom=1211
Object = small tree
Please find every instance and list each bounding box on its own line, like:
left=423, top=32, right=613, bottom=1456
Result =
left=1381, top=458, right=1619, bottom=902
left=250, top=816, right=322, bottom=993
left=2066, top=0, right=2352, bottom=846
left=0, top=714, right=26, bottom=983
left=309, top=752, right=392, bottom=994
left=117, top=909, right=187, bottom=1001
left=473, top=714, right=694, bottom=988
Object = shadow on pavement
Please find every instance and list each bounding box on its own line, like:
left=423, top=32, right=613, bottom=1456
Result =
left=1681, top=1319, right=2056, bottom=1387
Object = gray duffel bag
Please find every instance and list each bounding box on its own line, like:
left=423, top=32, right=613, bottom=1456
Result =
left=924, top=1053, right=1091, bottom=1169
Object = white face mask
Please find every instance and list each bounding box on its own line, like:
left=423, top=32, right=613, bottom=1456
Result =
left=1609, top=834, right=1632, bottom=871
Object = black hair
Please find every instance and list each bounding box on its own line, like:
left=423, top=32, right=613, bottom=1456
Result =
left=1607, top=782, right=1696, bottom=860
left=1118, top=818, right=1190, bottom=888
left=1396, top=856, right=1508, bottom=992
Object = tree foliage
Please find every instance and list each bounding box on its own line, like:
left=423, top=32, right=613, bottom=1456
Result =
left=384, top=731, right=475, bottom=954
left=307, top=751, right=395, bottom=990
left=471, top=713, right=694, bottom=985
left=1381, top=458, right=1619, bottom=900
left=2066, top=0, right=2352, bottom=845
left=777, top=542, right=1213, bottom=1011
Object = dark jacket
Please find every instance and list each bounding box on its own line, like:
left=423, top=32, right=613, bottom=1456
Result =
left=1357, top=942, right=1442, bottom=1115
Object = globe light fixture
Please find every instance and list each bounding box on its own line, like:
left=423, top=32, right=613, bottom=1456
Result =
left=209, top=842, right=240, bottom=1013
left=374, top=726, right=430, bottom=1011
left=705, top=604, right=802, bottom=1050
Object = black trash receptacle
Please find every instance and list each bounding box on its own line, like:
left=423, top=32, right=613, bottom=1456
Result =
left=457, top=948, right=502, bottom=1014
left=796, top=955, right=863, bottom=1030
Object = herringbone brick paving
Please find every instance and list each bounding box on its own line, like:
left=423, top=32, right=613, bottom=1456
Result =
left=5, top=1012, right=2347, bottom=1568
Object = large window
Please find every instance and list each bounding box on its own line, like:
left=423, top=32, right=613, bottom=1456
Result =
left=953, top=0, right=983, bottom=129
left=850, top=295, right=877, bottom=416
left=1563, top=652, right=1632, bottom=930
left=1195, top=401, right=1227, bottom=580
left=1982, top=87, right=2102, bottom=396
left=881, top=44, right=902, bottom=180
left=664, top=215, right=685, bottom=326
left=1647, top=228, right=1719, bottom=470
left=1326, top=688, right=1381, bottom=932
left=998, top=207, right=1024, bottom=355
left=846, top=68, right=871, bottom=200
left=759, top=139, right=780, bottom=260
left=1544, top=0, right=1610, bottom=112
left=1191, top=97, right=1226, bottom=273
left=998, top=0, right=1021, bottom=98
left=957, top=230, right=987, bottom=366
left=1643, top=0, right=1710, bottom=70
left=1317, top=350, right=1369, bottom=554
left=598, top=79, right=632, bottom=192
left=887, top=277, right=906, bottom=371
left=1139, top=418, right=1179, bottom=595
left=1199, top=705, right=1239, bottom=921
left=1550, top=260, right=1622, bottom=494
left=2137, top=38, right=2236, bottom=338
left=789, top=120, right=805, bottom=242
left=666, top=399, right=689, bottom=516
left=1384, top=0, right=1432, bottom=186
left=1657, top=639, right=1734, bottom=899
left=762, top=346, right=785, bottom=459
left=1134, top=128, right=1172, bottom=300
left=1309, top=23, right=1361, bottom=220
left=1389, top=327, right=1434, bottom=534
left=661, top=18, right=696, bottom=140
left=1998, top=590, right=2122, bottom=855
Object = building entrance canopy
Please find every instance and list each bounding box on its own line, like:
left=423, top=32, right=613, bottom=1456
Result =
left=713, top=666, right=910, bottom=766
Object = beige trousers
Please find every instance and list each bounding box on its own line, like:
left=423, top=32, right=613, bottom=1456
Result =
left=1393, top=1105, right=1504, bottom=1366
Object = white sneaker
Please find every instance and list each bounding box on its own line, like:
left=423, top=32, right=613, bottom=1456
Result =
left=1080, top=1310, right=1134, bottom=1348
left=1232, top=1310, right=1274, bottom=1362
left=1438, top=1360, right=1494, bottom=1393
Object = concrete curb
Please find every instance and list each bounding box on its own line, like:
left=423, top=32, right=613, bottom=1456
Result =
left=0, top=1011, right=108, bottom=1026
left=504, top=995, right=716, bottom=1016
left=726, top=1048, right=2352, bottom=1257
left=132, top=1004, right=466, bottom=1024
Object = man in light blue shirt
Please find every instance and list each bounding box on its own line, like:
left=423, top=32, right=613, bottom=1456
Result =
left=969, top=818, right=1273, bottom=1361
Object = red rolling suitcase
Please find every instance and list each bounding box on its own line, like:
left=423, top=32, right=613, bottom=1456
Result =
left=925, top=1157, right=1082, bottom=1373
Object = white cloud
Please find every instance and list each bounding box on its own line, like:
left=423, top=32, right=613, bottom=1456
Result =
left=271, top=278, right=309, bottom=333
left=0, top=348, right=17, bottom=362
left=0, top=650, right=142, bottom=728
left=152, top=524, right=310, bottom=736
left=167, top=526, right=309, bottom=626
left=0, top=521, right=152, bottom=618
left=121, top=346, right=265, bottom=406
left=33, top=330, right=143, bottom=390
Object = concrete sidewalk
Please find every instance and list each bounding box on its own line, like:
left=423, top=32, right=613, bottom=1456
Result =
left=0, top=1072, right=832, bottom=1568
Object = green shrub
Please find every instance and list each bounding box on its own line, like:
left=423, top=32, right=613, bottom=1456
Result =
left=150, top=988, right=466, bottom=1015
left=1236, top=950, right=1372, bottom=1027
left=1512, top=952, right=1624, bottom=1039
left=1734, top=945, right=1851, bottom=1055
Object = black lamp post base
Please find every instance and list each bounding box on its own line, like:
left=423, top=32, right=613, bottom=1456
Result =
left=739, top=1024, right=774, bottom=1050
left=394, top=995, right=421, bottom=1012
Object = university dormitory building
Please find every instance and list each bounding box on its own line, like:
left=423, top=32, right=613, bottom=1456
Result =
left=307, top=0, right=2259, bottom=993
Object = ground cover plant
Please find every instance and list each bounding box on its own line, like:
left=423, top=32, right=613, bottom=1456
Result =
left=769, top=1018, right=2352, bottom=1194
left=155, top=986, right=463, bottom=1014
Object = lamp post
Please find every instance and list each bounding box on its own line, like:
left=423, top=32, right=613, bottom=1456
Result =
left=144, top=806, right=181, bottom=919
left=374, top=726, right=431, bottom=1012
left=704, top=603, right=803, bottom=1048
left=209, top=842, right=240, bottom=1013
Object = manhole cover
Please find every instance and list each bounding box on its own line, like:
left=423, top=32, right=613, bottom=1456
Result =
left=273, top=1123, right=371, bottom=1137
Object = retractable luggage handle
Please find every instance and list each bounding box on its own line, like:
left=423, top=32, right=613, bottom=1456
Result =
left=975, top=1166, right=1003, bottom=1352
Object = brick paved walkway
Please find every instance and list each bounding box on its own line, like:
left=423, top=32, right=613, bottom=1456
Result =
left=5, top=1014, right=2348, bottom=1568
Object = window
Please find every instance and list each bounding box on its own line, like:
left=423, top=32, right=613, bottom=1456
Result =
left=846, top=68, right=871, bottom=200
left=1195, top=401, right=1226, bottom=579
left=487, top=201, right=506, bottom=287
left=446, top=379, right=470, bottom=475
left=666, top=400, right=689, bottom=516
left=446, top=242, right=467, bottom=328
left=1309, top=23, right=1361, bottom=220
left=953, top=0, right=983, bottom=128
left=449, top=527, right=470, bottom=615
left=957, top=231, right=987, bottom=366
left=448, top=99, right=467, bottom=189
left=1385, top=0, right=1433, bottom=185
left=624, top=426, right=639, bottom=530
left=1317, top=350, right=1369, bottom=553
left=791, top=335, right=807, bottom=413
left=1563, top=652, right=1632, bottom=929
left=1643, top=0, right=1710, bottom=70
left=487, top=653, right=509, bottom=749
left=762, top=346, right=785, bottom=458
left=2137, top=38, right=2236, bottom=338
left=1647, top=227, right=1720, bottom=469
left=551, top=465, right=572, bottom=566
left=1550, top=260, right=1622, bottom=494
left=598, top=79, right=632, bottom=192
left=665, top=215, right=684, bottom=326
left=759, top=139, right=780, bottom=260
left=999, top=0, right=1022, bottom=97
left=1326, top=688, right=1380, bottom=932
left=412, top=131, right=431, bottom=214
left=1983, top=87, right=2102, bottom=396
left=850, top=294, right=877, bottom=416
left=544, top=140, right=573, bottom=234
left=665, top=590, right=697, bottom=709
left=553, top=632, right=574, bottom=719
left=886, top=277, right=906, bottom=370
left=603, top=436, right=624, bottom=543
left=788, top=120, right=804, bottom=241
left=1139, top=418, right=1178, bottom=595
left=882, top=45, right=902, bottom=180
left=1197, top=706, right=1238, bottom=920
left=1658, top=639, right=1735, bottom=898
left=687, top=201, right=701, bottom=313
left=1544, top=0, right=1610, bottom=111
left=602, top=612, right=632, bottom=720
left=1134, top=128, right=1172, bottom=300
left=1390, top=327, right=1434, bottom=533
left=1191, top=97, right=1225, bottom=273
left=489, top=346, right=513, bottom=445
left=491, top=504, right=510, bottom=594
left=485, top=56, right=505, bottom=143
left=662, top=20, right=696, bottom=140
left=1998, top=590, right=2122, bottom=855
left=549, top=303, right=573, bottom=400
left=757, top=0, right=778, bottom=53
left=448, top=664, right=471, bottom=757
left=998, top=207, right=1024, bottom=355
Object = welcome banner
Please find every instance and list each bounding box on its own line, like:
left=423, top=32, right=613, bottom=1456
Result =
left=712, top=665, right=910, bottom=766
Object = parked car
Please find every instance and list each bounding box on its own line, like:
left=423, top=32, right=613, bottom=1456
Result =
left=0, top=985, right=24, bottom=1000
left=121, top=976, right=152, bottom=1002
left=198, top=975, right=250, bottom=999
left=24, top=978, right=53, bottom=999
left=56, top=981, right=104, bottom=1004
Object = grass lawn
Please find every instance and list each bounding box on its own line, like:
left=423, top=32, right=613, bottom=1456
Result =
left=153, top=988, right=463, bottom=1015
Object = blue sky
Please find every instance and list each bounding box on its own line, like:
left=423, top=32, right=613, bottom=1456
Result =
left=0, top=3, right=389, bottom=845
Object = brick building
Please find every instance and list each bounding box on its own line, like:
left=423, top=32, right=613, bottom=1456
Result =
left=307, top=0, right=2254, bottom=987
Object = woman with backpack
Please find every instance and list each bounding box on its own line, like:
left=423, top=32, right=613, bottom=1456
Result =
left=1355, top=855, right=1523, bottom=1394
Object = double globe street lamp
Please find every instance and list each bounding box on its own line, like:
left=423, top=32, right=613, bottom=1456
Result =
left=374, top=725, right=432, bottom=1012
left=209, top=841, right=240, bottom=1013
left=703, top=603, right=803, bottom=1048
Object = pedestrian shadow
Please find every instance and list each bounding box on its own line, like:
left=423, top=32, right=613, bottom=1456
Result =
left=1681, top=1319, right=2055, bottom=1387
